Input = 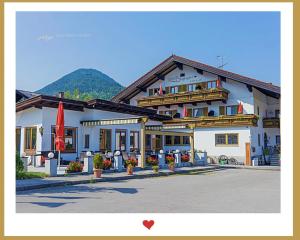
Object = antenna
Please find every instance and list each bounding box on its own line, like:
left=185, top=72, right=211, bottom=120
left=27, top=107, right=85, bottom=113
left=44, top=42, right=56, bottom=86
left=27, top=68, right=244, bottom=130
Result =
left=217, top=56, right=228, bottom=69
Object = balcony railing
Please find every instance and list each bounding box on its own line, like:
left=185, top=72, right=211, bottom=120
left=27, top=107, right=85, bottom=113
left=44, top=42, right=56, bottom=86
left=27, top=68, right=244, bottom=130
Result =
left=137, top=88, right=229, bottom=107
left=263, top=117, right=280, bottom=128
left=163, top=114, right=258, bottom=128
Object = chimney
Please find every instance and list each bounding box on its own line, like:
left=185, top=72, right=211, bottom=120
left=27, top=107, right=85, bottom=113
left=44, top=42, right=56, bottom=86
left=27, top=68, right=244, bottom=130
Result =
left=58, top=92, right=64, bottom=98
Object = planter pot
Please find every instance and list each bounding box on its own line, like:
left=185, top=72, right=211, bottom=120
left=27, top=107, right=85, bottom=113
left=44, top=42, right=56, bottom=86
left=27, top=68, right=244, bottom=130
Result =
left=127, top=167, right=133, bottom=175
left=93, top=169, right=102, bottom=178
left=168, top=165, right=175, bottom=171
left=153, top=169, right=159, bottom=174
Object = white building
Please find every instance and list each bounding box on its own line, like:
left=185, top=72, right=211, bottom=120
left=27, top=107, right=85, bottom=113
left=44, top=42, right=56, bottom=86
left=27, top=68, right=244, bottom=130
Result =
left=112, top=55, right=280, bottom=164
left=16, top=55, right=280, bottom=166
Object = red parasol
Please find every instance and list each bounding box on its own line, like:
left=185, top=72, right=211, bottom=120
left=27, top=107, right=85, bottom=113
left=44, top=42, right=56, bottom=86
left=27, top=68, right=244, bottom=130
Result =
left=55, top=101, right=65, bottom=167
left=237, top=102, right=243, bottom=114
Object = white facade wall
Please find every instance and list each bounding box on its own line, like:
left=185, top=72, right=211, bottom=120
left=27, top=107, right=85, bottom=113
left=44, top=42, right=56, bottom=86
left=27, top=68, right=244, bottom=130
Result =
left=130, top=65, right=254, bottom=116
left=250, top=89, right=280, bottom=156
left=194, top=127, right=251, bottom=162
left=16, top=106, right=157, bottom=161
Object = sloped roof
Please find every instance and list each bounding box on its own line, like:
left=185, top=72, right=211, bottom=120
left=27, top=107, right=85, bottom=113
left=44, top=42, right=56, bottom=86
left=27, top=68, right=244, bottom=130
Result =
left=16, top=89, right=40, bottom=102
left=111, top=55, right=280, bottom=102
left=16, top=94, right=171, bottom=121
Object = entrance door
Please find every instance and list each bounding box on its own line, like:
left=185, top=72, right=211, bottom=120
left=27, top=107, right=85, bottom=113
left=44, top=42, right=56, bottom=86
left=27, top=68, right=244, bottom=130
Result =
left=245, top=142, right=251, bottom=166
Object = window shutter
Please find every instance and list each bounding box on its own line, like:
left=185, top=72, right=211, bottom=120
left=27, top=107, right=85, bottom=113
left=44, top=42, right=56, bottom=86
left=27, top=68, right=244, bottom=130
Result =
left=187, top=108, right=193, bottom=117
left=165, top=86, right=170, bottom=94
left=219, top=106, right=225, bottom=115
left=203, top=107, right=208, bottom=116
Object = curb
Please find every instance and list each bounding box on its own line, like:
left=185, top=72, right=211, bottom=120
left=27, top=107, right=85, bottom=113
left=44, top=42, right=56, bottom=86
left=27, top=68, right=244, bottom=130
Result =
left=210, top=164, right=281, bottom=171
left=16, top=166, right=219, bottom=192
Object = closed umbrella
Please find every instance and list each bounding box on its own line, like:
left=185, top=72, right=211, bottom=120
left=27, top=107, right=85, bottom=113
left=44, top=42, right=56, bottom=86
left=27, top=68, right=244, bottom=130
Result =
left=182, top=106, right=188, bottom=118
left=159, top=83, right=163, bottom=95
left=55, top=101, right=65, bottom=168
left=238, top=102, right=243, bottom=114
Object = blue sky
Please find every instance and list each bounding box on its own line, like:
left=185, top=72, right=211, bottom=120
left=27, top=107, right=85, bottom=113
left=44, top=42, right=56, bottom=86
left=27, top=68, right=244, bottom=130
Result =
left=16, top=11, right=280, bottom=91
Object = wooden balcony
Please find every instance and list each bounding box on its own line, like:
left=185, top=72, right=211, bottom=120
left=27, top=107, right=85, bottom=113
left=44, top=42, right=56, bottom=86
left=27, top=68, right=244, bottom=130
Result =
left=163, top=114, right=258, bottom=128
left=263, top=118, right=280, bottom=128
left=137, top=88, right=229, bottom=107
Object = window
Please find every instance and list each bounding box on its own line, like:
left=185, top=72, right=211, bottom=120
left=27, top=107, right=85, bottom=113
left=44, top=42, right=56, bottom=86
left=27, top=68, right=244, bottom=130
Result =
left=226, top=105, right=238, bottom=115
left=257, top=106, right=260, bottom=115
left=159, top=110, right=177, bottom=117
left=146, top=134, right=152, bottom=150
left=170, top=86, right=178, bottom=94
left=24, top=127, right=37, bottom=154
left=193, top=107, right=208, bottom=117
left=180, top=73, right=185, bottom=77
left=84, top=134, right=90, bottom=149
left=51, top=126, right=76, bottom=152
left=130, top=131, right=139, bottom=151
left=174, top=136, right=181, bottom=145
left=258, top=134, right=261, bottom=147
left=116, top=129, right=127, bottom=151
left=215, top=133, right=239, bottom=146
left=275, top=109, right=280, bottom=118
left=165, top=135, right=173, bottom=145
left=183, top=136, right=190, bottom=145
left=100, top=129, right=112, bottom=151
left=276, top=135, right=281, bottom=145
left=149, top=88, right=160, bottom=96
left=187, top=84, right=196, bottom=92
left=207, top=80, right=217, bottom=89
left=215, top=134, right=226, bottom=145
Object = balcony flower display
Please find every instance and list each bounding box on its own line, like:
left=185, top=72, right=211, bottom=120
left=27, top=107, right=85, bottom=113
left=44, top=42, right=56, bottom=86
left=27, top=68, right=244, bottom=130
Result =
left=146, top=156, right=158, bottom=166
left=181, top=154, right=190, bottom=162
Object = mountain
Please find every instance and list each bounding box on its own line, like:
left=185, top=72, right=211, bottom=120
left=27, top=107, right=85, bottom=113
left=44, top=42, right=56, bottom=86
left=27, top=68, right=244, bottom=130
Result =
left=36, top=68, right=125, bottom=101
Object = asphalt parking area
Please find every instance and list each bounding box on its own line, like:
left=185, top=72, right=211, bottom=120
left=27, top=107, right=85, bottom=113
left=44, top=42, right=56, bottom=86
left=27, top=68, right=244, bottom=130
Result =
left=16, top=168, right=280, bottom=213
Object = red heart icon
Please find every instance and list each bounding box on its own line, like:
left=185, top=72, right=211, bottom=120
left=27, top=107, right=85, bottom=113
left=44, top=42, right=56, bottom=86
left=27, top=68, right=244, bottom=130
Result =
left=143, top=220, right=154, bottom=230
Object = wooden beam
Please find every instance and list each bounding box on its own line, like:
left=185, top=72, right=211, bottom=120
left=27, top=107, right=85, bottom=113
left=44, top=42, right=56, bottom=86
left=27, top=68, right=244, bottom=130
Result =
left=155, top=73, right=165, bottom=81
left=195, top=68, right=203, bottom=75
left=246, top=84, right=253, bottom=92
left=175, top=62, right=183, bottom=70
left=136, top=86, right=147, bottom=92
left=219, top=76, right=226, bottom=82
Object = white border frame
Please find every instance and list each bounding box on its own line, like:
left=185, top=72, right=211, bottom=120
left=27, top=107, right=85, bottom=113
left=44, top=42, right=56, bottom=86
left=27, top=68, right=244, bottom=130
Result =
left=5, top=2, right=293, bottom=236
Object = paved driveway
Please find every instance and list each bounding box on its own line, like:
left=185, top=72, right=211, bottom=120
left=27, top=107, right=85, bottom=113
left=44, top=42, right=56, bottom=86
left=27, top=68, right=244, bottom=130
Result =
left=16, top=169, right=280, bottom=213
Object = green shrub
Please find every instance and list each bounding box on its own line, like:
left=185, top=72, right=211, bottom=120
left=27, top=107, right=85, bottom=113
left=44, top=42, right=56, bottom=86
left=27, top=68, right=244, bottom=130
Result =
left=93, top=154, right=103, bottom=169
left=16, top=153, right=24, bottom=173
left=16, top=172, right=48, bottom=180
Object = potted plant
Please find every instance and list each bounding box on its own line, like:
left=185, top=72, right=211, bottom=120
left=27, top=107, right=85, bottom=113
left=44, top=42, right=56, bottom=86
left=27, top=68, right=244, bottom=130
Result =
left=181, top=154, right=190, bottom=162
left=65, top=161, right=83, bottom=173
left=152, top=165, right=159, bottom=174
left=125, top=157, right=137, bottom=175
left=146, top=156, right=159, bottom=166
left=93, top=153, right=103, bottom=178
left=166, top=155, right=175, bottom=171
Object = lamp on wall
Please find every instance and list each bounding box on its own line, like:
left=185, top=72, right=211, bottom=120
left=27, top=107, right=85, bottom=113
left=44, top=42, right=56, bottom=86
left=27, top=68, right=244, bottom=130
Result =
left=39, top=126, right=44, bottom=136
